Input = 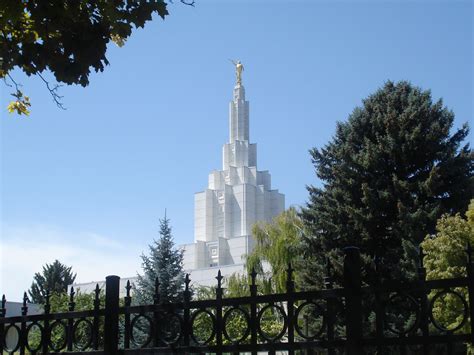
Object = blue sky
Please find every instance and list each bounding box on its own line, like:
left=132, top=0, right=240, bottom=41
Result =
left=1, top=0, right=472, bottom=299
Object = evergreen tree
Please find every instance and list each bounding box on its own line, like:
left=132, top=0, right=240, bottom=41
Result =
left=28, top=260, right=76, bottom=304
left=301, top=81, right=473, bottom=287
left=134, top=215, right=184, bottom=304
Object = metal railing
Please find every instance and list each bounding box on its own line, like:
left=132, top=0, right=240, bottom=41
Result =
left=2, top=246, right=474, bottom=354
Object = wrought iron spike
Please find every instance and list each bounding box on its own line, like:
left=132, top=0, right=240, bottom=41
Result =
left=466, top=242, right=473, bottom=265
left=287, top=262, right=294, bottom=276
left=22, top=292, right=28, bottom=315
left=326, top=257, right=332, bottom=276
left=185, top=274, right=191, bottom=291
left=126, top=280, right=132, bottom=295
left=418, top=246, right=425, bottom=267
left=250, top=268, right=257, bottom=286
left=216, top=270, right=223, bottom=288
left=69, top=286, right=76, bottom=305
left=44, top=289, right=51, bottom=314
left=95, top=283, right=100, bottom=295
left=0, top=295, right=5, bottom=317
left=154, top=277, right=160, bottom=304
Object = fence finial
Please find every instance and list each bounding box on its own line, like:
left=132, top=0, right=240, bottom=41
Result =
left=418, top=246, right=425, bottom=268
left=1, top=294, right=6, bottom=317
left=69, top=286, right=76, bottom=311
left=94, top=284, right=101, bottom=309
left=466, top=242, right=473, bottom=265
left=22, top=292, right=28, bottom=315
left=250, top=268, right=257, bottom=286
left=185, top=273, right=191, bottom=291
left=126, top=280, right=132, bottom=298
left=154, top=277, right=160, bottom=304
left=326, top=257, right=332, bottom=277
left=216, top=270, right=223, bottom=289
left=45, top=289, right=51, bottom=314
left=287, top=262, right=294, bottom=280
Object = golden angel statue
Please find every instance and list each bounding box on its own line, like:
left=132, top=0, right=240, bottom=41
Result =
left=230, top=59, right=244, bottom=86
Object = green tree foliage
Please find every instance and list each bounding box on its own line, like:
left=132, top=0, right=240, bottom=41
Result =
left=301, top=81, right=473, bottom=287
left=421, top=200, right=474, bottom=334
left=25, top=290, right=105, bottom=351
left=134, top=216, right=184, bottom=304
left=1, top=0, right=193, bottom=115
left=28, top=260, right=76, bottom=304
left=246, top=207, right=304, bottom=292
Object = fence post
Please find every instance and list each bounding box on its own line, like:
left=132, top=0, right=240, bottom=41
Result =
left=104, top=275, right=120, bottom=354
left=343, top=247, right=363, bottom=355
left=42, top=291, right=51, bottom=354
left=93, top=284, right=101, bottom=350
left=20, top=292, right=28, bottom=355
left=124, top=281, right=132, bottom=349
left=183, top=274, right=191, bottom=350
left=324, top=258, right=335, bottom=355
left=67, top=287, right=76, bottom=351
left=1, top=295, right=6, bottom=355
left=153, top=277, right=160, bottom=347
left=286, top=263, right=295, bottom=355
left=466, top=243, right=474, bottom=345
left=417, top=247, right=430, bottom=355
left=249, top=269, right=258, bottom=355
left=215, top=270, right=223, bottom=355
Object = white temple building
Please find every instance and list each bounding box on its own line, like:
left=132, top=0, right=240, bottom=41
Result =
left=181, top=68, right=285, bottom=286
left=70, top=65, right=284, bottom=293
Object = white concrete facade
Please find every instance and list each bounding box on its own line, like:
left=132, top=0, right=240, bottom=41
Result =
left=182, top=81, right=285, bottom=286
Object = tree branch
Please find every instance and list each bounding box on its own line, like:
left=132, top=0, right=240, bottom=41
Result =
left=36, top=72, right=66, bottom=110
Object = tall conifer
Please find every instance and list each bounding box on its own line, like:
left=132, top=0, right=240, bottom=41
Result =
left=301, top=81, right=473, bottom=286
left=134, top=215, right=184, bottom=304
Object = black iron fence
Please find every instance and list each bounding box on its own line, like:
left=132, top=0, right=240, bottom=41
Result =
left=2, top=246, right=474, bottom=354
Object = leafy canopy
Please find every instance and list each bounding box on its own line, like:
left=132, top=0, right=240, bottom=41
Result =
left=134, top=215, right=184, bottom=304
left=1, top=0, right=192, bottom=115
left=301, top=81, right=473, bottom=287
left=421, top=200, right=474, bottom=335
left=28, top=260, right=76, bottom=304
left=246, top=207, right=304, bottom=292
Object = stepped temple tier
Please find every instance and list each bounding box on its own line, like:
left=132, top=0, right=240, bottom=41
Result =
left=181, top=62, right=285, bottom=285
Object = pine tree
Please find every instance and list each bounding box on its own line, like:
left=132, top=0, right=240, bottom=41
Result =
left=134, top=215, right=184, bottom=304
left=28, top=260, right=76, bottom=304
left=301, top=81, right=473, bottom=287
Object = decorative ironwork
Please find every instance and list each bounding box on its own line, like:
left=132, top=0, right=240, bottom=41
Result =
left=294, top=301, right=326, bottom=340
left=429, top=288, right=469, bottom=332
left=25, top=321, right=43, bottom=352
left=222, top=306, right=250, bottom=343
left=257, top=303, right=288, bottom=342
left=384, top=292, right=420, bottom=336
left=190, top=309, right=216, bottom=345
left=72, top=318, right=93, bottom=350
left=1, top=246, right=474, bottom=354
left=50, top=320, right=68, bottom=351
left=130, top=314, right=153, bottom=348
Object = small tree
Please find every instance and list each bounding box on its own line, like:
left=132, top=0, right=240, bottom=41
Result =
left=246, top=207, right=304, bottom=292
left=28, top=260, right=76, bottom=304
left=134, top=215, right=184, bottom=304
left=421, top=200, right=474, bottom=335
